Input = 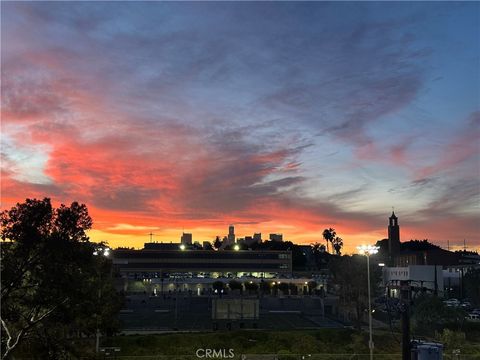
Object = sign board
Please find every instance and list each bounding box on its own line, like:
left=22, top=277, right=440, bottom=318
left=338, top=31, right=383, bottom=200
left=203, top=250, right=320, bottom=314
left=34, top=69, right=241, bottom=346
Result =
left=212, top=298, right=259, bottom=320
left=383, top=265, right=444, bottom=293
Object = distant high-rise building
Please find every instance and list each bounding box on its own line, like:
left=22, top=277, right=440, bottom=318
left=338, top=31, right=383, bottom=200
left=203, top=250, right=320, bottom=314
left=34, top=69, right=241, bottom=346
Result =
left=269, top=233, right=283, bottom=242
left=243, top=236, right=253, bottom=246
left=181, top=232, right=192, bottom=245
left=227, top=225, right=235, bottom=244
left=220, top=235, right=230, bottom=250
left=253, top=233, right=262, bottom=242
left=388, top=211, right=400, bottom=263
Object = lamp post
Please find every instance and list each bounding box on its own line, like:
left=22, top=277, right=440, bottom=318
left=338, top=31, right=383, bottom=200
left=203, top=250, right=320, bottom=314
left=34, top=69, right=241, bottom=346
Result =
left=357, top=245, right=379, bottom=360
left=93, top=246, right=110, bottom=353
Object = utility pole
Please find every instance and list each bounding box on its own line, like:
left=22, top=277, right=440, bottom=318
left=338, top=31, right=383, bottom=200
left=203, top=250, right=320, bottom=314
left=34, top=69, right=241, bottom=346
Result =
left=366, top=254, right=374, bottom=360
left=174, top=278, right=178, bottom=330
left=149, top=232, right=155, bottom=242
left=400, top=280, right=411, bottom=360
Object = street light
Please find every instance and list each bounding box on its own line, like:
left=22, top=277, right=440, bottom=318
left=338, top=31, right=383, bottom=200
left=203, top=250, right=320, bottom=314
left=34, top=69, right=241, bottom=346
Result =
left=179, top=244, right=186, bottom=251
left=357, top=244, right=379, bottom=360
left=233, top=244, right=240, bottom=251
left=93, top=246, right=110, bottom=353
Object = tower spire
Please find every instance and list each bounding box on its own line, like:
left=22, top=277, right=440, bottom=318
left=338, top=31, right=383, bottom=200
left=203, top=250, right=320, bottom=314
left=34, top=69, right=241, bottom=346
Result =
left=391, top=206, right=396, bottom=217
left=388, top=211, right=400, bottom=265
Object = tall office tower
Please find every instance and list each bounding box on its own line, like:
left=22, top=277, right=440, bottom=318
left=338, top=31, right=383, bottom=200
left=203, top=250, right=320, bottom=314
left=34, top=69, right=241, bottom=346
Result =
left=181, top=232, right=192, bottom=245
left=228, top=225, right=235, bottom=244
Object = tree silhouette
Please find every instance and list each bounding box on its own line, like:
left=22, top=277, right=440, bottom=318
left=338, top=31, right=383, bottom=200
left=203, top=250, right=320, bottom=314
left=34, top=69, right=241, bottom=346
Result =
left=212, top=281, right=225, bottom=292
left=278, top=282, right=290, bottom=295
left=322, top=228, right=336, bottom=253
left=244, top=281, right=259, bottom=294
left=332, top=236, right=344, bottom=255
left=228, top=280, right=243, bottom=292
left=311, top=242, right=330, bottom=269
left=203, top=241, right=213, bottom=250
left=329, top=255, right=381, bottom=329
left=464, top=269, right=480, bottom=306
left=0, top=198, right=122, bottom=358
left=213, top=236, right=222, bottom=250
left=311, top=242, right=326, bottom=254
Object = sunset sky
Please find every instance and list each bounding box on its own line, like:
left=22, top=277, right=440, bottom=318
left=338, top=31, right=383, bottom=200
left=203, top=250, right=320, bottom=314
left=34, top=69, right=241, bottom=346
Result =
left=1, top=2, right=479, bottom=252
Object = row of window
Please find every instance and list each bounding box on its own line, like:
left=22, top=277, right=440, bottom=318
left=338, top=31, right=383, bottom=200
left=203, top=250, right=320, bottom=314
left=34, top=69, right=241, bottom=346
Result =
left=114, top=251, right=291, bottom=260
left=117, top=262, right=291, bottom=270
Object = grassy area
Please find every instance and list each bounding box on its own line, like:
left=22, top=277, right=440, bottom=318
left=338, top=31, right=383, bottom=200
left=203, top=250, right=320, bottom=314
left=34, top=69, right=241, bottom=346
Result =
left=15, top=328, right=480, bottom=358
left=102, top=329, right=401, bottom=356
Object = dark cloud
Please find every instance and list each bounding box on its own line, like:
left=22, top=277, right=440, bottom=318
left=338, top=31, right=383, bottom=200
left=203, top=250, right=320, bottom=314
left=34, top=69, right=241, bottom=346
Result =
left=420, top=179, right=479, bottom=216
left=92, top=187, right=160, bottom=212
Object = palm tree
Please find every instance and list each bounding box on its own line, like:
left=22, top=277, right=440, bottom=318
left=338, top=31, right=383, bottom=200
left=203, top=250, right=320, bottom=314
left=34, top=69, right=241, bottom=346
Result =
left=322, top=228, right=336, bottom=253
left=213, top=236, right=222, bottom=250
left=332, top=236, right=343, bottom=255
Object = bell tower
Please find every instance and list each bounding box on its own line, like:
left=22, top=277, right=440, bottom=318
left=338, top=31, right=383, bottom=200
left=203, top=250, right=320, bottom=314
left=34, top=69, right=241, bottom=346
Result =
left=388, top=211, right=400, bottom=263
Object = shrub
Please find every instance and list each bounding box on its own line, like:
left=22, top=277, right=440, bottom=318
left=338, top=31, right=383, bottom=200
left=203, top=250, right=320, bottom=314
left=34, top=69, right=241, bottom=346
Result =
left=435, top=329, right=466, bottom=350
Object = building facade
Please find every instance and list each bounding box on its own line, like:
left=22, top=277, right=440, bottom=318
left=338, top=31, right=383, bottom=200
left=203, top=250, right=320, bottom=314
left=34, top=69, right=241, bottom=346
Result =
left=383, top=265, right=444, bottom=298
left=269, top=233, right=283, bottom=242
left=181, top=232, right=192, bottom=245
left=113, top=247, right=293, bottom=278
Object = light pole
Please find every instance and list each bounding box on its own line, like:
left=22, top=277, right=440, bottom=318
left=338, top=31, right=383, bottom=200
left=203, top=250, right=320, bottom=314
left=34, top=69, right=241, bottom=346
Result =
left=93, top=246, right=110, bottom=353
left=357, top=244, right=379, bottom=360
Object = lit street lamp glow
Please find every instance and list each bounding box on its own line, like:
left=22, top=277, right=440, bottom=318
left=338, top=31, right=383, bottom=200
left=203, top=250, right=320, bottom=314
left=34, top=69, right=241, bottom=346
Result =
left=93, top=247, right=110, bottom=257
left=357, top=244, right=379, bottom=360
left=179, top=244, right=186, bottom=251
left=233, top=244, right=240, bottom=251
left=357, top=244, right=379, bottom=255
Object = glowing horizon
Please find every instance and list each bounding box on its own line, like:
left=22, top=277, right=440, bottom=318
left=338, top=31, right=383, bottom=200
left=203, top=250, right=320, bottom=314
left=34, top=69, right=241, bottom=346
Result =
left=1, top=2, right=479, bottom=253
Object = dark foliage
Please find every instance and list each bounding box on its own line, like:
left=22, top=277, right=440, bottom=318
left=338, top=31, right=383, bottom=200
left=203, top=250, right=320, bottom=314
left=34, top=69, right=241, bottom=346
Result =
left=250, top=240, right=307, bottom=270
left=400, top=239, right=440, bottom=251
left=329, top=255, right=382, bottom=329
left=228, top=280, right=243, bottom=291
left=464, top=269, right=480, bottom=306
left=411, top=294, right=467, bottom=336
left=0, top=198, right=123, bottom=359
